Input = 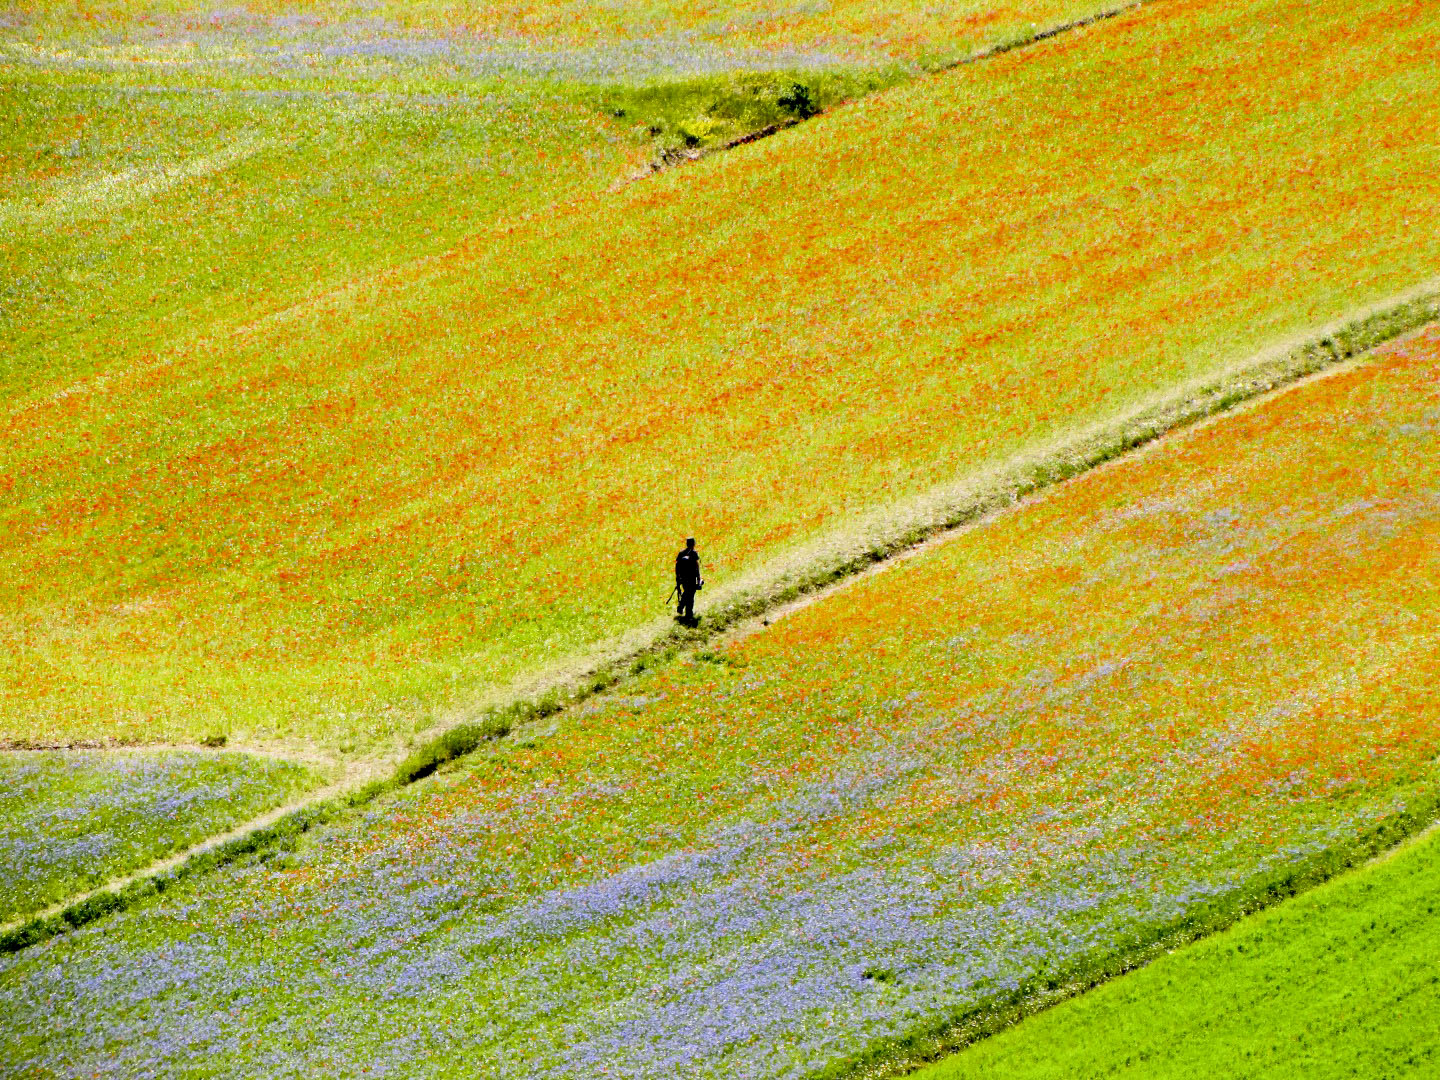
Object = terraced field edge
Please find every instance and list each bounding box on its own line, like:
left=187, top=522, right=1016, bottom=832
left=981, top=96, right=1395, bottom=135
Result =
left=811, top=782, right=1440, bottom=1080
left=5, top=283, right=1434, bottom=956
left=626, top=0, right=1153, bottom=177
left=936, top=0, right=1152, bottom=69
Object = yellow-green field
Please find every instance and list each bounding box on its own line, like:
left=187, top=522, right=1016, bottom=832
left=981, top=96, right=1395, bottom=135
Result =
left=5, top=0, right=1439, bottom=1074
left=4, top=0, right=1437, bottom=756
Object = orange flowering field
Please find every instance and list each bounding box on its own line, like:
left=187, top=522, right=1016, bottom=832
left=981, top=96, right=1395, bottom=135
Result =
left=3, top=0, right=1436, bottom=755
left=5, top=321, right=1435, bottom=1076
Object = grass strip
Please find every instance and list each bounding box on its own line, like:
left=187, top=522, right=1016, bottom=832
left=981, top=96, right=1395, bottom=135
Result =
left=809, top=784, right=1440, bottom=1080
left=393, top=714, right=514, bottom=784
left=0, top=776, right=395, bottom=955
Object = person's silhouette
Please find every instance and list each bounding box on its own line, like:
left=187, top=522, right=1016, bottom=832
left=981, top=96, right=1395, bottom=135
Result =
left=674, top=538, right=702, bottom=622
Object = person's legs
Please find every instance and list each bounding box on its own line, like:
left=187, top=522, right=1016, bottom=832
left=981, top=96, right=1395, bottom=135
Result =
left=679, top=586, right=695, bottom=619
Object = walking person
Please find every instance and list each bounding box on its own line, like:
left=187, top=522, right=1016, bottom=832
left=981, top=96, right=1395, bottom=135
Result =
left=674, top=537, right=703, bottom=623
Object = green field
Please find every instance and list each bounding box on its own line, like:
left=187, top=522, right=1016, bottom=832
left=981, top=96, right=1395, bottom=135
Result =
left=0, top=67, right=641, bottom=404
left=916, top=825, right=1440, bottom=1079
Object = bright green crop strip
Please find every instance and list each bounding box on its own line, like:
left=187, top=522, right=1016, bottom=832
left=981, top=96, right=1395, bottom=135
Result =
left=4, top=0, right=1436, bottom=756
left=0, top=749, right=317, bottom=923
left=915, top=827, right=1440, bottom=1080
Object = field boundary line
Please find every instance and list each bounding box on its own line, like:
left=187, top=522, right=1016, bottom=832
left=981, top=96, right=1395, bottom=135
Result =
left=5, top=285, right=1436, bottom=956
left=936, top=0, right=1154, bottom=70
left=810, top=776, right=1440, bottom=1080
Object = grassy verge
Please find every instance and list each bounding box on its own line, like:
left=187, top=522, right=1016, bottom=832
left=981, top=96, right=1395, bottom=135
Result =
left=0, top=749, right=317, bottom=923
left=597, top=68, right=909, bottom=166
left=907, top=823, right=1440, bottom=1079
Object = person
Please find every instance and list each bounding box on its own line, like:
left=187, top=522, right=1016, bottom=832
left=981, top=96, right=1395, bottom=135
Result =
left=674, top=537, right=702, bottom=621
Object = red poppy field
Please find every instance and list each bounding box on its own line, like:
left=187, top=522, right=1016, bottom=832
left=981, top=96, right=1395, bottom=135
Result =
left=4, top=0, right=1438, bottom=759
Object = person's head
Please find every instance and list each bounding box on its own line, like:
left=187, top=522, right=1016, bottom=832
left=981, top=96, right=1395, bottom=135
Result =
left=685, top=537, right=696, bottom=549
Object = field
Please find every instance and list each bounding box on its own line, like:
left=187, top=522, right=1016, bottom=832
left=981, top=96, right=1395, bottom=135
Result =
left=0, top=65, right=644, bottom=404
left=4, top=317, right=1437, bottom=1075
left=915, top=825, right=1440, bottom=1079
left=4, top=0, right=1438, bottom=757
left=0, top=749, right=316, bottom=922
left=5, top=0, right=1440, bottom=1073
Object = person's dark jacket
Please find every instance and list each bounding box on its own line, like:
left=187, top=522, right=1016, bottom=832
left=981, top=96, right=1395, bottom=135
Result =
left=675, top=548, right=701, bottom=588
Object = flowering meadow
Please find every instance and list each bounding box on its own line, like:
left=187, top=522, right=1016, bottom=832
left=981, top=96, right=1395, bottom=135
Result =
left=1, top=62, right=646, bottom=407
left=0, top=750, right=315, bottom=923
left=4, top=323, right=1437, bottom=1076
left=4, top=0, right=1437, bottom=756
